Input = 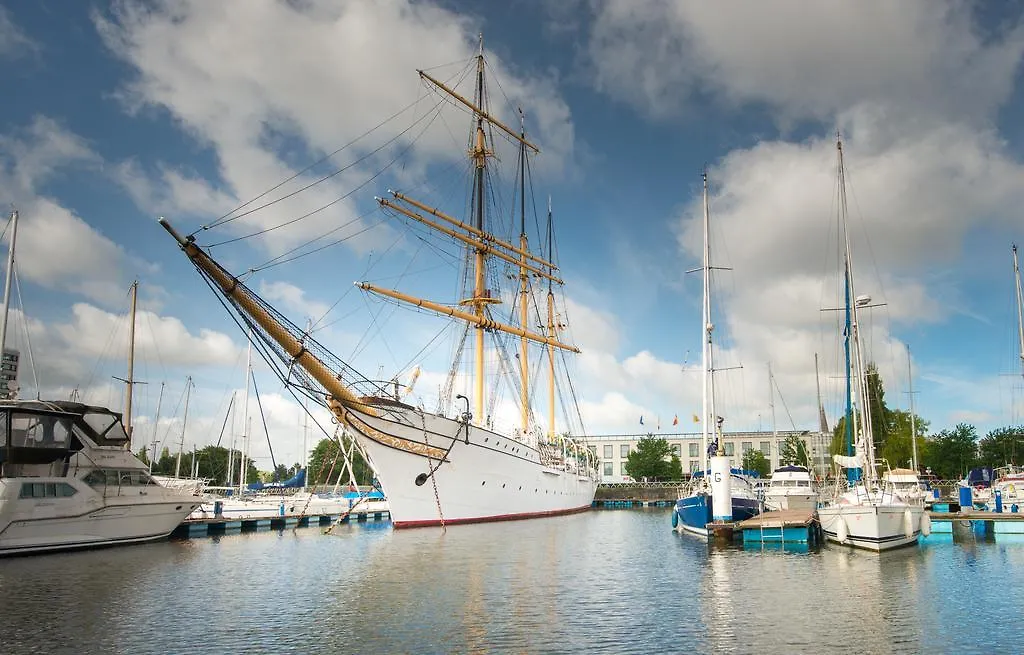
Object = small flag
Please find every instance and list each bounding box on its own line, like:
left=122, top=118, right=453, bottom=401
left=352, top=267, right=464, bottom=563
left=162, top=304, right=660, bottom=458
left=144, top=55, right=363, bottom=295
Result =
left=692, top=414, right=700, bottom=423
left=657, top=417, right=661, bottom=431
left=639, top=415, right=644, bottom=425
left=672, top=415, right=679, bottom=426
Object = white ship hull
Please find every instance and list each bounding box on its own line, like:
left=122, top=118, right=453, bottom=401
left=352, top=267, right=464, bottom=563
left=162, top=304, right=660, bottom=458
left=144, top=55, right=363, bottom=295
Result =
left=0, top=481, right=198, bottom=555
left=818, top=503, right=924, bottom=552
left=346, top=405, right=598, bottom=528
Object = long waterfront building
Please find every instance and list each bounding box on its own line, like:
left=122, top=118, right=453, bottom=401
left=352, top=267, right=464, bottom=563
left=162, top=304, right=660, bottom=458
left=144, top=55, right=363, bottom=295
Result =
left=585, top=429, right=831, bottom=483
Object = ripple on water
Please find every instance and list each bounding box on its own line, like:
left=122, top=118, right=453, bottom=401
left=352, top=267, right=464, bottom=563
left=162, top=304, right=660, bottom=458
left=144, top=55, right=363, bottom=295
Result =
left=1, top=511, right=1023, bottom=653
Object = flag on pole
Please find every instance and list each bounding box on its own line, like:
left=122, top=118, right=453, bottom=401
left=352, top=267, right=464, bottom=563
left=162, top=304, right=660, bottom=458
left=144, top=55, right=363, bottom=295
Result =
left=672, top=415, right=679, bottom=426
left=692, top=413, right=700, bottom=423
left=639, top=415, right=644, bottom=425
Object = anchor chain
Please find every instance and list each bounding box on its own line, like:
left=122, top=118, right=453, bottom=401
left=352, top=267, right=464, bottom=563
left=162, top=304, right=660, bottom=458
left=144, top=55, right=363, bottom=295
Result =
left=421, top=412, right=445, bottom=531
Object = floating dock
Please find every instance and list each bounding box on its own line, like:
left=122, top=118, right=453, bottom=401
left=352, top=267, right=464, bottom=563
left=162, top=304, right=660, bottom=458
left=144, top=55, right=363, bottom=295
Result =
left=172, top=510, right=391, bottom=539
left=592, top=499, right=675, bottom=508
left=736, top=510, right=822, bottom=545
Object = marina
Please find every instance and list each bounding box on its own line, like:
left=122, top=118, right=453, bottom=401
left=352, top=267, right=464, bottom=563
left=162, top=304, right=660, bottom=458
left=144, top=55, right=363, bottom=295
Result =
left=2, top=2, right=1024, bottom=653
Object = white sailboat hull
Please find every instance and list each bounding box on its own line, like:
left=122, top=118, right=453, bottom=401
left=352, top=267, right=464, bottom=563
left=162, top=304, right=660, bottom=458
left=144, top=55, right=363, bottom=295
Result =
left=347, top=405, right=598, bottom=528
left=818, top=503, right=924, bottom=552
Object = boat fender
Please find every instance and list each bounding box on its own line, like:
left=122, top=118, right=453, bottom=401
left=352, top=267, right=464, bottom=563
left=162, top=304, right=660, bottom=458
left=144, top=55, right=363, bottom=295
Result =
left=671, top=509, right=679, bottom=529
left=836, top=517, right=848, bottom=543
left=903, top=509, right=914, bottom=539
left=415, top=473, right=429, bottom=487
left=920, top=512, right=931, bottom=537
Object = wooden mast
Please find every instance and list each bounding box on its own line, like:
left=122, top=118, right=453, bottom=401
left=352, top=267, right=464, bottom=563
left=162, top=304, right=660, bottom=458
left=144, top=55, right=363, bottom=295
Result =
left=470, top=34, right=489, bottom=427
left=517, top=111, right=530, bottom=434
left=546, top=197, right=556, bottom=439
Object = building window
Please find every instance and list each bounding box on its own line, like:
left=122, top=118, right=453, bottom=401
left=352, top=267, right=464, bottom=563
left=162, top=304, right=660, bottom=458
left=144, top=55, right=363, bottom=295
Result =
left=620, top=444, right=630, bottom=458
left=724, top=442, right=734, bottom=456
left=688, top=442, right=698, bottom=458
left=690, top=460, right=700, bottom=472
left=673, top=443, right=682, bottom=457
left=760, top=441, right=771, bottom=456
left=741, top=442, right=752, bottom=455
left=603, top=462, right=613, bottom=476
left=603, top=445, right=613, bottom=459
left=620, top=462, right=629, bottom=476
left=588, top=446, right=597, bottom=458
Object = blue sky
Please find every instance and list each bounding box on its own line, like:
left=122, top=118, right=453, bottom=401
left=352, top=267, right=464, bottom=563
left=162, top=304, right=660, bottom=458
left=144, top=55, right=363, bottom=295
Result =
left=1, top=1, right=1023, bottom=470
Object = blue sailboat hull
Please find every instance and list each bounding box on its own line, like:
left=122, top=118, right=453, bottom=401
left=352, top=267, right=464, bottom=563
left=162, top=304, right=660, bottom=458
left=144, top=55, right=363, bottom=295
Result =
left=675, top=493, right=761, bottom=536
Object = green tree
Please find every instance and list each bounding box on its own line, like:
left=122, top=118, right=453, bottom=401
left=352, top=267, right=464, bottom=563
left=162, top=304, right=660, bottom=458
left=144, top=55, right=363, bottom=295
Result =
left=742, top=449, right=771, bottom=477
left=921, top=423, right=978, bottom=479
left=149, top=445, right=258, bottom=486
left=624, top=435, right=677, bottom=481
left=978, top=426, right=1024, bottom=467
left=779, top=435, right=809, bottom=467
left=829, top=362, right=896, bottom=465
left=307, top=437, right=373, bottom=485
left=880, top=409, right=929, bottom=470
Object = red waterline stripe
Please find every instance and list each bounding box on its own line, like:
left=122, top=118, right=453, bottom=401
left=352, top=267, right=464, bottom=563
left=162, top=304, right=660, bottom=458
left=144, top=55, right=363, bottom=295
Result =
left=392, top=504, right=592, bottom=529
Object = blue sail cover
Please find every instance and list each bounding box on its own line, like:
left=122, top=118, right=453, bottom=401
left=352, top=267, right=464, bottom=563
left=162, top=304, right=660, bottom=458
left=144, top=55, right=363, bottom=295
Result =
left=247, top=468, right=306, bottom=491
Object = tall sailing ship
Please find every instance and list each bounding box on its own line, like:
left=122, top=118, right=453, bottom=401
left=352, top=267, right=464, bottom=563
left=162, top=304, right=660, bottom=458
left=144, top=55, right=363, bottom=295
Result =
left=159, top=38, right=600, bottom=528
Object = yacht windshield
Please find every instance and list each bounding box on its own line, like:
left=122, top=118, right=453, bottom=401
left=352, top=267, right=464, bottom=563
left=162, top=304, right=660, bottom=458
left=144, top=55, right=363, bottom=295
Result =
left=82, top=411, right=129, bottom=443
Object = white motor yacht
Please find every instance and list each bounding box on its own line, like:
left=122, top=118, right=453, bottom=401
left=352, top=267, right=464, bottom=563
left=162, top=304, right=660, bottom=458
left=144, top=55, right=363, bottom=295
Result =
left=0, top=399, right=200, bottom=555
left=764, top=465, right=819, bottom=511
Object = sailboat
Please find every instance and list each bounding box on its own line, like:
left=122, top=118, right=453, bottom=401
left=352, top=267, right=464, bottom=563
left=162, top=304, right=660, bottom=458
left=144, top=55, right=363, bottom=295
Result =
left=158, top=37, right=600, bottom=528
left=673, top=173, right=762, bottom=536
left=816, top=137, right=928, bottom=552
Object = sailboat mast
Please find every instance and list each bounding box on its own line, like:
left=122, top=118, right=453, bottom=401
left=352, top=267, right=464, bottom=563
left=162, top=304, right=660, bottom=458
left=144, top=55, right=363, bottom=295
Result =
left=175, top=376, right=192, bottom=478
left=906, top=344, right=918, bottom=471
left=470, top=35, right=489, bottom=426
left=149, top=381, right=164, bottom=474
left=1014, top=244, right=1024, bottom=380
left=240, top=334, right=252, bottom=492
left=769, top=361, right=777, bottom=441
left=517, top=113, right=530, bottom=434
left=0, top=209, right=18, bottom=392
left=700, top=173, right=714, bottom=468
left=124, top=280, right=138, bottom=447
left=546, top=197, right=556, bottom=439
left=837, top=138, right=873, bottom=482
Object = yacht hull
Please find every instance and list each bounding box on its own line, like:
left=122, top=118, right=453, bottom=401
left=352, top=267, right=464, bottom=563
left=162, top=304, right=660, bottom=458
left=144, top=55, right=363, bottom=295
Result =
left=0, top=498, right=197, bottom=556
left=674, top=493, right=761, bottom=537
left=818, top=504, right=923, bottom=552
left=765, top=492, right=818, bottom=512
left=346, top=406, right=598, bottom=528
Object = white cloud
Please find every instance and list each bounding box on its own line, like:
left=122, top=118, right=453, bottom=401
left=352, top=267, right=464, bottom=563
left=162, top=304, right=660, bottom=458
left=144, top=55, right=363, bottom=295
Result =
left=0, top=7, right=38, bottom=60
left=587, top=0, right=1024, bottom=124
left=258, top=280, right=332, bottom=325
left=96, top=0, right=577, bottom=256
left=0, top=116, right=143, bottom=306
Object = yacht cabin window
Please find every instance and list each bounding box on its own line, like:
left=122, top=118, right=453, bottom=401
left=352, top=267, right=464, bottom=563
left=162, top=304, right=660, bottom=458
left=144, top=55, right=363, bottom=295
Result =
left=9, top=414, right=72, bottom=449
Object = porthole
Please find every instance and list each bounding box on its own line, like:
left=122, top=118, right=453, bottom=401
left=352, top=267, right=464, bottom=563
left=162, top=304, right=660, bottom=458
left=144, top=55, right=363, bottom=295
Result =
left=481, top=481, right=486, bottom=486
left=502, top=483, right=506, bottom=488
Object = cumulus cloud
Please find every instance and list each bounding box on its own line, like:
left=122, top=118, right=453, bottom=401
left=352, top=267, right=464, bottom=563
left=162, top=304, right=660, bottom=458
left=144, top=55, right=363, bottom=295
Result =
left=0, top=116, right=149, bottom=306
left=96, top=0, right=577, bottom=256
left=575, top=1, right=1024, bottom=433
left=587, top=0, right=1024, bottom=125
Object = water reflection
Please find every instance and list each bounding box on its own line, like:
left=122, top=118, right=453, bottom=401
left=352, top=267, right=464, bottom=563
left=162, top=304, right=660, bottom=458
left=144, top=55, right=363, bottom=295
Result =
left=0, top=511, right=1023, bottom=653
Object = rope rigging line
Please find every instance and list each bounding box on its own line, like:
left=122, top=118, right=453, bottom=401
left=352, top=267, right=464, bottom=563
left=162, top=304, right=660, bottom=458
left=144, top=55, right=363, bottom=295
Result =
left=207, top=98, right=449, bottom=247
left=12, top=267, right=39, bottom=395
left=197, top=58, right=476, bottom=237
left=249, top=371, right=279, bottom=479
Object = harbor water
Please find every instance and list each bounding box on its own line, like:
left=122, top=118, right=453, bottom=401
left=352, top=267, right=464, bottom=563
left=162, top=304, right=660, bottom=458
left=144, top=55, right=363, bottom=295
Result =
left=1, top=508, right=1022, bottom=653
